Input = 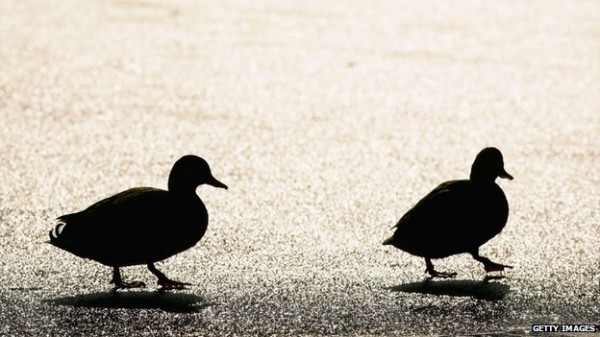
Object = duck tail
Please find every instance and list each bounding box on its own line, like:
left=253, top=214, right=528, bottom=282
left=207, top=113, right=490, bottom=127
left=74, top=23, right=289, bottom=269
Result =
left=49, top=220, right=67, bottom=243
left=382, top=236, right=395, bottom=246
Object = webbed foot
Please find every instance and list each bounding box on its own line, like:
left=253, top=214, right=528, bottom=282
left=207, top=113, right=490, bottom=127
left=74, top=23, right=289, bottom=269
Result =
left=484, top=261, right=513, bottom=273
left=148, top=263, right=191, bottom=291
left=471, top=250, right=513, bottom=273
left=110, top=267, right=146, bottom=289
left=158, top=279, right=191, bottom=291
left=425, top=257, right=457, bottom=279
left=111, top=280, right=146, bottom=289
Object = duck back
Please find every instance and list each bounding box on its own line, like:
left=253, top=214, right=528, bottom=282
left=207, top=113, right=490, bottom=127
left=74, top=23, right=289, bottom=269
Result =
left=50, top=187, right=208, bottom=267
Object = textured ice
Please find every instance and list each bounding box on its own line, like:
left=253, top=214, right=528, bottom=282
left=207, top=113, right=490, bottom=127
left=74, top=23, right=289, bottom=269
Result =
left=0, top=0, right=598, bottom=336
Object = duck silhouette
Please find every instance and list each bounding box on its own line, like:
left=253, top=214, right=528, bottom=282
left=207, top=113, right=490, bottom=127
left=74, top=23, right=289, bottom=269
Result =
left=49, top=155, right=227, bottom=290
left=383, top=147, right=513, bottom=278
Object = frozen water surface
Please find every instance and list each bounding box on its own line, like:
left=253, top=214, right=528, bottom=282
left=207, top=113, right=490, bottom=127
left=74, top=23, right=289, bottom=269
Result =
left=0, top=0, right=598, bottom=336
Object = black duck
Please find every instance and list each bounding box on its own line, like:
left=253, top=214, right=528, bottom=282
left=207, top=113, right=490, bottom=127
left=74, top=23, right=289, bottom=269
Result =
left=49, top=155, right=227, bottom=289
left=383, top=147, right=513, bottom=278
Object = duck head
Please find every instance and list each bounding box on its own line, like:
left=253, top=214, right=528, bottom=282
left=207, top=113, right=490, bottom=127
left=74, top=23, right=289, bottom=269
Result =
left=470, top=147, right=513, bottom=182
left=168, top=155, right=228, bottom=193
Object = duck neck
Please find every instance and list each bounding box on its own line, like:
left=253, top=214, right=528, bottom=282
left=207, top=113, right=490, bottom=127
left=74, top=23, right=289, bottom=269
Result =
left=469, top=172, right=497, bottom=185
left=168, top=181, right=198, bottom=198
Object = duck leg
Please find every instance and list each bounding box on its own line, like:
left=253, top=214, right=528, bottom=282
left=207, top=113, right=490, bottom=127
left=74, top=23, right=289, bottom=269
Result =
left=147, top=263, right=191, bottom=290
left=110, top=267, right=146, bottom=289
left=425, top=258, right=457, bottom=278
left=471, top=250, right=513, bottom=272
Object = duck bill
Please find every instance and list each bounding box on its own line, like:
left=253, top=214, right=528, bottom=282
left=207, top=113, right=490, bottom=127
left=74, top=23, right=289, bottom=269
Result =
left=499, top=168, right=514, bottom=180
left=208, top=176, right=228, bottom=189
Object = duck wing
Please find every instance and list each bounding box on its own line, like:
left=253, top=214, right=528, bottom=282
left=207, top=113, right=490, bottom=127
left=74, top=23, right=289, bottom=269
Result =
left=395, top=180, right=469, bottom=226
left=50, top=187, right=181, bottom=266
left=390, top=180, right=475, bottom=257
